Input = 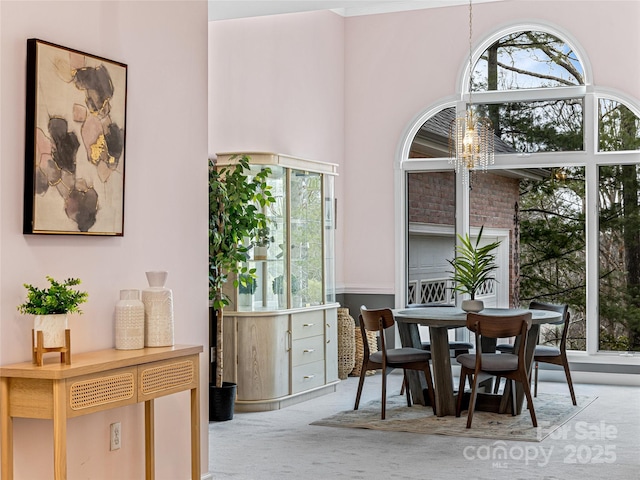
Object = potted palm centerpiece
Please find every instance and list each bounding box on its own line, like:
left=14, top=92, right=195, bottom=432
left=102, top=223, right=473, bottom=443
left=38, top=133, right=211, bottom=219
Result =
left=209, top=154, right=274, bottom=421
left=447, top=226, right=501, bottom=313
left=17, top=276, right=88, bottom=365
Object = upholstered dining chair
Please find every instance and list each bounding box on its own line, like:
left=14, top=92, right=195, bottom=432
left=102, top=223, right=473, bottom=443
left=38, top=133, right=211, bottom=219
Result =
left=495, top=301, right=576, bottom=405
left=354, top=306, right=436, bottom=419
left=456, top=312, right=537, bottom=428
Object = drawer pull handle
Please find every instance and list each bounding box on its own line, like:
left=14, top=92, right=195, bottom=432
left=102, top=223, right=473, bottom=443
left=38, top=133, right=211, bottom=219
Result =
left=303, top=349, right=315, bottom=353
left=303, top=323, right=314, bottom=327
left=303, top=374, right=315, bottom=380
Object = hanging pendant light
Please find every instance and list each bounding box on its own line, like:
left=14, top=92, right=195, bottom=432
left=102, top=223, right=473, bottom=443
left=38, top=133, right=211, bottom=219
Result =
left=449, top=0, right=494, bottom=182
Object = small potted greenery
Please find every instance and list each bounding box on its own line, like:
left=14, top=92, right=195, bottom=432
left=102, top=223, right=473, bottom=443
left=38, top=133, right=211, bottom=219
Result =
left=447, top=226, right=501, bottom=312
left=253, top=226, right=274, bottom=260
left=237, top=275, right=257, bottom=307
left=17, top=276, right=88, bottom=348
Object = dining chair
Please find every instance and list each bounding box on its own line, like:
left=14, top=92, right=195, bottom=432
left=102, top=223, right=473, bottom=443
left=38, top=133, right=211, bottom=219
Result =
left=495, top=301, right=576, bottom=405
left=456, top=312, right=537, bottom=428
left=354, top=306, right=436, bottom=419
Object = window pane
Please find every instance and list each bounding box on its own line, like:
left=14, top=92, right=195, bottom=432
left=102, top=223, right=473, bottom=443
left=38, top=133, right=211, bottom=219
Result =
left=518, top=167, right=586, bottom=350
left=474, top=31, right=584, bottom=91
left=480, top=99, right=583, bottom=153
left=599, top=164, right=640, bottom=352
left=598, top=99, right=640, bottom=152
left=406, top=171, right=456, bottom=306
left=290, top=170, right=323, bottom=307
left=409, top=107, right=455, bottom=158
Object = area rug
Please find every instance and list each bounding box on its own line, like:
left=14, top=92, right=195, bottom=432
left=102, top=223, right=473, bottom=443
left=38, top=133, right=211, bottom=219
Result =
left=311, top=393, right=597, bottom=442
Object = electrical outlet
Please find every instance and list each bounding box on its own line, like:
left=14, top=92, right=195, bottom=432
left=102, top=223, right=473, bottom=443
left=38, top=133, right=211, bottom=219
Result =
left=110, top=422, right=121, bottom=451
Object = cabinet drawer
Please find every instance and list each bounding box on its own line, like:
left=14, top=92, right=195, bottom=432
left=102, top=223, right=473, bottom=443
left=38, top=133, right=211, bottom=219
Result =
left=292, top=360, right=325, bottom=393
left=291, top=311, right=324, bottom=339
left=292, top=335, right=325, bottom=366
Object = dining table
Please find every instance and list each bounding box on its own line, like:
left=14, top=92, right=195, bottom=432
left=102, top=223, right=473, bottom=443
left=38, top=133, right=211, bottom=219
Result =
left=393, top=306, right=562, bottom=417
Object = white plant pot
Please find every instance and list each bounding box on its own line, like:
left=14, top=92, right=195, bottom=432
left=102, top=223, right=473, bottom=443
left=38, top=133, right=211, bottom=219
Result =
left=238, top=293, right=253, bottom=307
left=254, top=246, right=268, bottom=260
left=461, top=299, right=484, bottom=313
left=33, top=314, right=68, bottom=348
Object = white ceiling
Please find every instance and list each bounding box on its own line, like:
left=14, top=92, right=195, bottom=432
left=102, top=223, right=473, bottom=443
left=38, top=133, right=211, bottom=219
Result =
left=208, top=0, right=505, bottom=22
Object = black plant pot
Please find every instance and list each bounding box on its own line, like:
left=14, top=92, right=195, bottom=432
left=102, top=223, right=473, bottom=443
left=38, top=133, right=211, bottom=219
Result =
left=209, top=382, right=237, bottom=422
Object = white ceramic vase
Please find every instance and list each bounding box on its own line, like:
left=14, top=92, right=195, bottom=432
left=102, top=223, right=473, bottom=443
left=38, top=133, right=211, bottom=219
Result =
left=33, top=314, right=68, bottom=348
left=142, top=271, right=174, bottom=347
left=115, top=289, right=145, bottom=350
left=254, top=245, right=268, bottom=260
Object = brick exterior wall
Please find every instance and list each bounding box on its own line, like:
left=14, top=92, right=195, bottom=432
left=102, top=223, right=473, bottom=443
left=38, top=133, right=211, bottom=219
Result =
left=408, top=171, right=520, bottom=306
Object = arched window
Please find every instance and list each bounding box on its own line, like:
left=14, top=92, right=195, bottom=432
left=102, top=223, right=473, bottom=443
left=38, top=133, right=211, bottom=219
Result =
left=400, top=25, right=640, bottom=358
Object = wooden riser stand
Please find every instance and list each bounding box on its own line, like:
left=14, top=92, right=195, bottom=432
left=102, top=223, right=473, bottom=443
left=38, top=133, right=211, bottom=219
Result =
left=32, top=329, right=71, bottom=366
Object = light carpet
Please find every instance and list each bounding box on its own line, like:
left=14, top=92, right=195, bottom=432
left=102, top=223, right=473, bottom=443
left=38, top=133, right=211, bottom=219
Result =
left=311, top=393, right=597, bottom=442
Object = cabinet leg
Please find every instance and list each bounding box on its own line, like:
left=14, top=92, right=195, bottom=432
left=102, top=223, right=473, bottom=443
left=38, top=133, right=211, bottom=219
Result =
left=1, top=378, right=13, bottom=480
left=52, top=380, right=67, bottom=480
left=191, top=387, right=201, bottom=479
left=145, top=399, right=155, bottom=480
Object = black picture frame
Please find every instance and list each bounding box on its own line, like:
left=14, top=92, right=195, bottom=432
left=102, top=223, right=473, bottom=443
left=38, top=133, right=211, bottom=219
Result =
left=24, top=39, right=127, bottom=235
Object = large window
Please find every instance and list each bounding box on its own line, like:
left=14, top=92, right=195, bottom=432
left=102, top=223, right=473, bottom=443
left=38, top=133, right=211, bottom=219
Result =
left=402, top=26, right=640, bottom=357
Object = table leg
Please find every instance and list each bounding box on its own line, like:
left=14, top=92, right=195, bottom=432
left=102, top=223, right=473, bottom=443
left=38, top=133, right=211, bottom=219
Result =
left=429, top=327, right=456, bottom=416
left=145, top=399, right=155, bottom=480
left=1, top=378, right=13, bottom=480
left=52, top=379, right=67, bottom=480
left=190, top=387, right=200, bottom=479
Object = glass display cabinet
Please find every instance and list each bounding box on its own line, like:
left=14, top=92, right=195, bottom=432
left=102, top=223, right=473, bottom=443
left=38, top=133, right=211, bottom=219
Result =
left=216, top=152, right=339, bottom=411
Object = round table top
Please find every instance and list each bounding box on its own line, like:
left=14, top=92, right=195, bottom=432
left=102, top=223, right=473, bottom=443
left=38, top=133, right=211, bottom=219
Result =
left=393, top=306, right=562, bottom=327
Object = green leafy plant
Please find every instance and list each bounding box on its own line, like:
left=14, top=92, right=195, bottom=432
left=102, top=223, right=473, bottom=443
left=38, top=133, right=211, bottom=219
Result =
left=447, top=226, right=501, bottom=300
left=209, top=154, right=274, bottom=388
left=17, top=276, right=88, bottom=315
left=254, top=226, right=274, bottom=248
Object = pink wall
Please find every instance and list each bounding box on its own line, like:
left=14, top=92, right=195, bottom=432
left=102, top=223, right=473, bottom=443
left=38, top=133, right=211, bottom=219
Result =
left=208, top=10, right=346, bottom=287
left=209, top=2, right=640, bottom=299
left=0, top=1, right=209, bottom=478
left=342, top=0, right=640, bottom=293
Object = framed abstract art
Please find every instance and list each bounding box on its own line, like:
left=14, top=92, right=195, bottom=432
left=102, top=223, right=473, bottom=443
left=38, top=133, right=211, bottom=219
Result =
left=24, top=39, right=127, bottom=235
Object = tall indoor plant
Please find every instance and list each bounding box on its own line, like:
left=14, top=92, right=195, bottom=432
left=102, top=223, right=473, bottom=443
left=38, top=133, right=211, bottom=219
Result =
left=209, top=154, right=274, bottom=420
left=447, top=226, right=501, bottom=312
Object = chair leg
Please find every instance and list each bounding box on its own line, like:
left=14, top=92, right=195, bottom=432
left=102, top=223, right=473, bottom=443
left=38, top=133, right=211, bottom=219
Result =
left=400, top=377, right=406, bottom=396
left=354, top=363, right=367, bottom=411
left=456, top=369, right=467, bottom=417
left=534, top=361, right=539, bottom=397
left=403, top=371, right=412, bottom=408
left=381, top=367, right=387, bottom=420
left=466, top=372, right=479, bottom=428
left=510, top=379, right=517, bottom=416
left=521, top=372, right=538, bottom=427
left=493, top=376, right=501, bottom=394
left=561, top=355, right=577, bottom=406
left=422, top=365, right=436, bottom=415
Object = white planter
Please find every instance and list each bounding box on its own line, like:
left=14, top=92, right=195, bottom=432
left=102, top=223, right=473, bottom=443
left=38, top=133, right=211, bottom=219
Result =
left=254, top=246, right=268, bottom=260
left=33, top=314, right=68, bottom=348
left=461, top=299, right=484, bottom=313
left=238, top=293, right=253, bottom=307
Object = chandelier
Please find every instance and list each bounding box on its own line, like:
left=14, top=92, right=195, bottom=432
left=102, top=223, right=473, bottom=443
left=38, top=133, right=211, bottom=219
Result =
left=449, top=0, right=494, bottom=181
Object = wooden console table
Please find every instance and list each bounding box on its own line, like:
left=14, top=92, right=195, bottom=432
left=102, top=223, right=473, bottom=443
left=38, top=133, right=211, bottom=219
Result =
left=1, top=344, right=203, bottom=480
